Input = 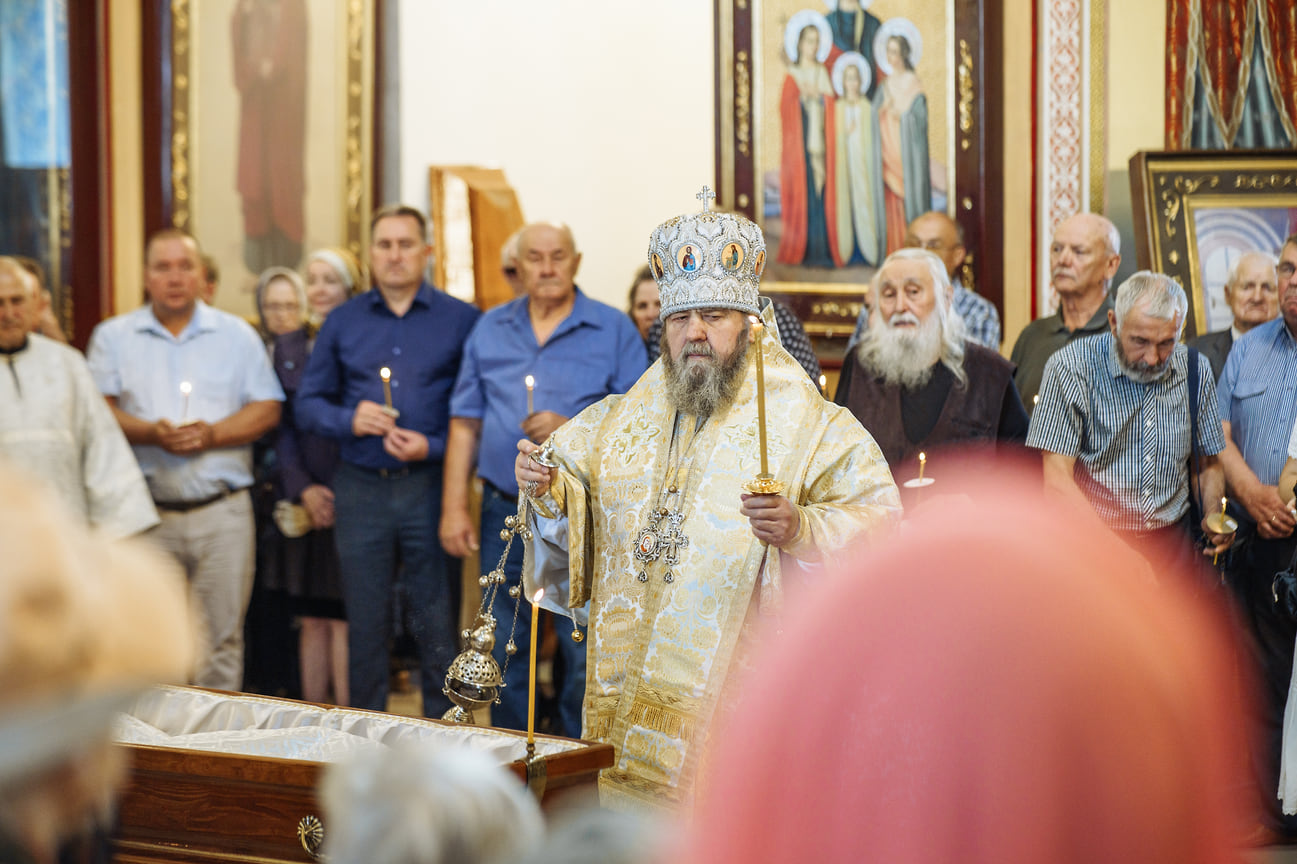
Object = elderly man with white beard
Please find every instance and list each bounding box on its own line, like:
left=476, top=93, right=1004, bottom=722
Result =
left=834, top=248, right=1029, bottom=503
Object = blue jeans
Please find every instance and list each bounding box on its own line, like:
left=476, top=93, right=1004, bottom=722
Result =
left=333, top=461, right=456, bottom=717
left=481, top=483, right=587, bottom=738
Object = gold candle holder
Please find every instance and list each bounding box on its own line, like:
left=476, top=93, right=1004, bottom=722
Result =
left=379, top=367, right=400, bottom=418
left=1205, top=497, right=1237, bottom=565
left=743, top=317, right=784, bottom=496
left=525, top=375, right=535, bottom=416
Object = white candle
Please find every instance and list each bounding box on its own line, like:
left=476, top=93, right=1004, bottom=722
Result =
left=525, top=375, right=535, bottom=416
left=380, top=367, right=393, bottom=409
left=179, top=381, right=192, bottom=423
left=527, top=587, right=544, bottom=747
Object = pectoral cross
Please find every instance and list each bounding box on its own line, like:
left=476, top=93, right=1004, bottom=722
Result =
left=633, top=508, right=689, bottom=583
left=696, top=185, right=716, bottom=212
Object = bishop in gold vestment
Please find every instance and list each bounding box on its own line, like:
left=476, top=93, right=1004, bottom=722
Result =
left=516, top=196, right=900, bottom=810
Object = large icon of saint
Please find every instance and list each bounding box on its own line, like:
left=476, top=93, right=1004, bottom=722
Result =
left=830, top=52, right=884, bottom=267
left=874, top=18, right=931, bottom=254
left=778, top=10, right=836, bottom=268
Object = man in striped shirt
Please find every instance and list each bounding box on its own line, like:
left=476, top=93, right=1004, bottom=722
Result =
left=1027, top=271, right=1233, bottom=574
left=1217, top=233, right=1297, bottom=837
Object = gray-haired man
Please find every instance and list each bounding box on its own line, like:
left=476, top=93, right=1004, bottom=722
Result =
left=1027, top=270, right=1234, bottom=575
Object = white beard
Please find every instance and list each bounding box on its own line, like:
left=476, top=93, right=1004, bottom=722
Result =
left=856, top=311, right=943, bottom=390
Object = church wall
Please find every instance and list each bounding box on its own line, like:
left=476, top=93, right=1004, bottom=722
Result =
left=1106, top=0, right=1168, bottom=289
left=396, top=0, right=716, bottom=310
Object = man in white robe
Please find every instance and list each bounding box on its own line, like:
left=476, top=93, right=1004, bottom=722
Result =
left=0, top=258, right=156, bottom=537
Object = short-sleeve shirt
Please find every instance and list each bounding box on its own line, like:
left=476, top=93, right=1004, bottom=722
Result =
left=450, top=288, right=647, bottom=495
left=1026, top=332, right=1225, bottom=532
left=86, top=302, right=285, bottom=502
left=1216, top=317, right=1297, bottom=486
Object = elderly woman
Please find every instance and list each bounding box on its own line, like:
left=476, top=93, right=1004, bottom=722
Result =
left=626, top=265, right=660, bottom=345
left=270, top=251, right=362, bottom=706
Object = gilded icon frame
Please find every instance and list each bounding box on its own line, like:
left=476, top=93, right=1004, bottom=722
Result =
left=714, top=0, right=1004, bottom=345
left=1130, top=150, right=1297, bottom=338
left=142, top=0, right=376, bottom=319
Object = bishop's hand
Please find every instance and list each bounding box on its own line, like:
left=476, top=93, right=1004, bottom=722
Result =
left=516, top=439, right=556, bottom=499
left=740, top=493, right=800, bottom=547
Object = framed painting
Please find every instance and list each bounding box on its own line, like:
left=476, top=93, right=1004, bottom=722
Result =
left=1129, top=150, right=1297, bottom=338
left=142, top=0, right=377, bottom=320
left=714, top=0, right=1003, bottom=348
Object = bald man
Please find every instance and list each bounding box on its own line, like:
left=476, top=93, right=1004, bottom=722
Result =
left=1188, top=251, right=1279, bottom=380
left=1010, top=212, right=1122, bottom=411
left=443, top=221, right=647, bottom=738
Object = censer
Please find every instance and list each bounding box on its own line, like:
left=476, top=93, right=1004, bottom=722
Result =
left=441, top=446, right=556, bottom=724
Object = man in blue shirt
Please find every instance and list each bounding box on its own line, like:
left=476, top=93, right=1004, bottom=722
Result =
left=441, top=222, right=647, bottom=736
left=297, top=205, right=480, bottom=716
left=87, top=228, right=284, bottom=691
left=1217, top=233, right=1297, bottom=837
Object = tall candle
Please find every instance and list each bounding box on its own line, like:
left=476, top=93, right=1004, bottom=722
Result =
left=179, top=381, right=192, bottom=423
left=527, top=587, right=544, bottom=747
left=752, top=318, right=769, bottom=476
left=918, top=451, right=927, bottom=481
left=525, top=375, right=535, bottom=416
left=380, top=367, right=393, bottom=410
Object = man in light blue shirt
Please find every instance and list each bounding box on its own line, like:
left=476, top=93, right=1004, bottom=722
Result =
left=87, top=229, right=283, bottom=691
left=442, top=222, right=647, bottom=736
left=1216, top=232, right=1297, bottom=836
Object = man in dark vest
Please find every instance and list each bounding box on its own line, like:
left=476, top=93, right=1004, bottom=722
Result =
left=835, top=248, right=1029, bottom=504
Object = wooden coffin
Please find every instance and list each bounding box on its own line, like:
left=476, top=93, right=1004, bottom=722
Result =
left=111, top=686, right=613, bottom=864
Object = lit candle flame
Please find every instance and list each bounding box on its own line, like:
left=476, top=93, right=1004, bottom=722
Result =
left=379, top=367, right=391, bottom=382
left=179, top=381, right=192, bottom=395
left=525, top=375, right=535, bottom=389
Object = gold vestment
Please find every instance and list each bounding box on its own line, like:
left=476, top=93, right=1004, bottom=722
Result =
left=525, top=334, right=900, bottom=810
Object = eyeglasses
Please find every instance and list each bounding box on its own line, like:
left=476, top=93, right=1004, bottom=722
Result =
left=263, top=302, right=301, bottom=314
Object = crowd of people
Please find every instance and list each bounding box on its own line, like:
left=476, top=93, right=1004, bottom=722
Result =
left=4, top=192, right=1297, bottom=859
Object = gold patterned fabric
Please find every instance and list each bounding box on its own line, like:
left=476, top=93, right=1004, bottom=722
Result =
left=524, top=326, right=901, bottom=811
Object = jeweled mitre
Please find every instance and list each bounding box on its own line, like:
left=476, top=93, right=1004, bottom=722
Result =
left=647, top=190, right=767, bottom=318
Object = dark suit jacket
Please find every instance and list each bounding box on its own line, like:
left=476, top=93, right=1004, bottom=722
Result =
left=1187, top=328, right=1233, bottom=381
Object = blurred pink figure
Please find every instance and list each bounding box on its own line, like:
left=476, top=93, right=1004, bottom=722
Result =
left=683, top=462, right=1252, bottom=864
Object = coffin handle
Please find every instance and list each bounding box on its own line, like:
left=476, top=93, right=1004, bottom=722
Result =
left=297, top=814, right=325, bottom=860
